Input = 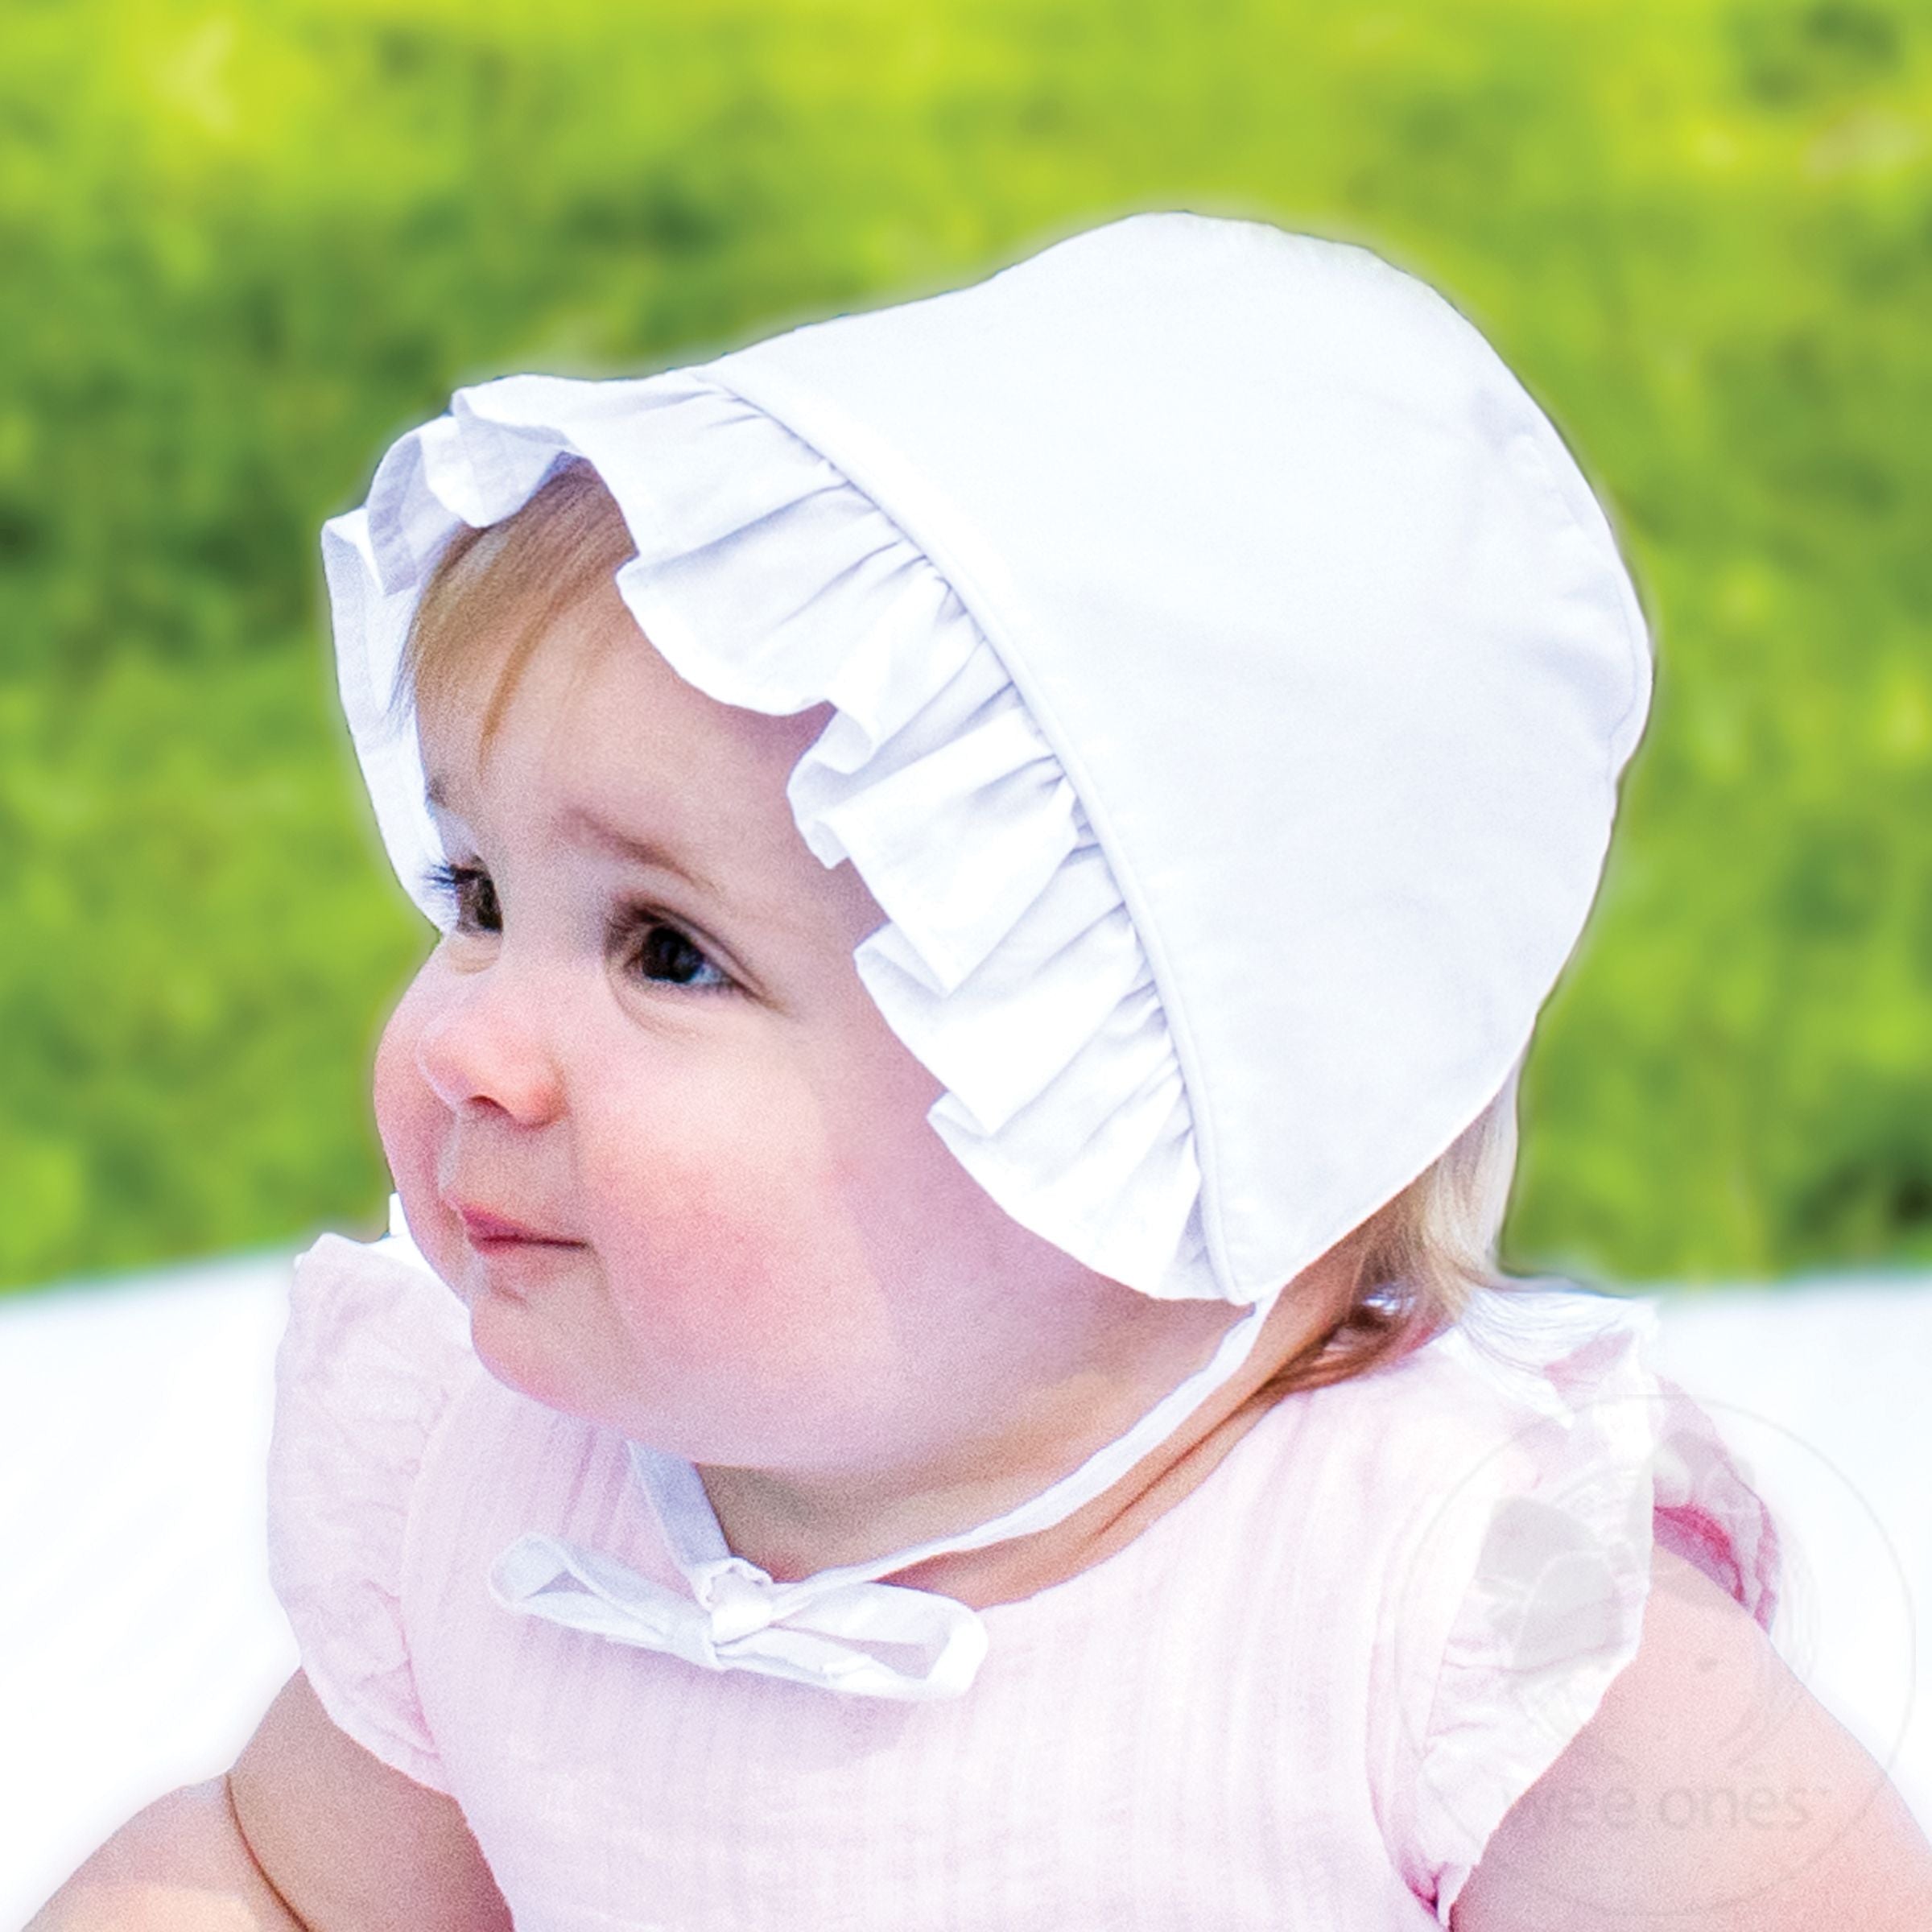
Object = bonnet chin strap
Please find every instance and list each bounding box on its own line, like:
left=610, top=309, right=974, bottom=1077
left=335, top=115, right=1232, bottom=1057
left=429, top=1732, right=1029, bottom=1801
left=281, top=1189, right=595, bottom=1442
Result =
left=486, top=1272, right=1288, bottom=1702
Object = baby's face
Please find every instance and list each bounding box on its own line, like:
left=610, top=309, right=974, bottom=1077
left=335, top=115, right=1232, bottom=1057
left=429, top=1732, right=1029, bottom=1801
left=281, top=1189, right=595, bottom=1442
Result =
left=374, top=581, right=1188, bottom=1480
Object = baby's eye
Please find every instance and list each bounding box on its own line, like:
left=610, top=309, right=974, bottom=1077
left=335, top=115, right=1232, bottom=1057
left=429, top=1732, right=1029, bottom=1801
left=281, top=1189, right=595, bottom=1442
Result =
left=628, top=919, right=733, bottom=993
left=424, top=861, right=500, bottom=935
left=419, top=866, right=729, bottom=993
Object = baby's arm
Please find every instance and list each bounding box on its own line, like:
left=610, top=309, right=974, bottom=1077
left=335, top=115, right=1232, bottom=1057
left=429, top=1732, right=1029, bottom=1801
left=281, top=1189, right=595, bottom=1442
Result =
left=26, top=1777, right=308, bottom=1932
left=1452, top=1544, right=1932, bottom=1930
left=28, top=1671, right=511, bottom=1932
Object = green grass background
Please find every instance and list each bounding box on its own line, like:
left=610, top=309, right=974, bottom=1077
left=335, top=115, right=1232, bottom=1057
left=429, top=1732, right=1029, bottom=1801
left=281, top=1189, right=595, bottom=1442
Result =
left=2, top=0, right=1929, bottom=1294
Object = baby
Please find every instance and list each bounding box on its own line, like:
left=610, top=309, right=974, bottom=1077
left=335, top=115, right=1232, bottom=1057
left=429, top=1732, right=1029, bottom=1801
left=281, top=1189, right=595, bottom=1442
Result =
left=35, top=213, right=1932, bottom=1929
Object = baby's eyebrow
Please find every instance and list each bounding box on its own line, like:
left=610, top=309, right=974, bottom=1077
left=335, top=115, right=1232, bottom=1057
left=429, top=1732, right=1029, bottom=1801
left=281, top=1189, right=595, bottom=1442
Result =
left=556, top=803, right=721, bottom=899
left=424, top=775, right=720, bottom=899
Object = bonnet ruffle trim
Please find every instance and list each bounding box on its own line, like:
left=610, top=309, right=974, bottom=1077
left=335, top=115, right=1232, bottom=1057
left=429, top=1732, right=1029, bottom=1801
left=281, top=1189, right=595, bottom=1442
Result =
left=324, top=371, right=1216, bottom=1300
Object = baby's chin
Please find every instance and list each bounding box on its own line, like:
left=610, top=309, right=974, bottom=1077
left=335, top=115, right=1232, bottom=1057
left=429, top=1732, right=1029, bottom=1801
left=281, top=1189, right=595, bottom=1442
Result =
left=464, top=1274, right=616, bottom=1422
left=457, top=1277, right=729, bottom=1448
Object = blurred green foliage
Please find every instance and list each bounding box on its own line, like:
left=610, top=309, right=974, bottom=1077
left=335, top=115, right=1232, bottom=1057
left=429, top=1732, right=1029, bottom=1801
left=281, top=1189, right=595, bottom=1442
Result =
left=2, top=0, right=1929, bottom=1292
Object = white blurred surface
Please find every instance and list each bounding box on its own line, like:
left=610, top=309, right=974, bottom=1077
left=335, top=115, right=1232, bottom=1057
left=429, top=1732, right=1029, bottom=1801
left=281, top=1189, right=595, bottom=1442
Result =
left=0, top=1256, right=298, bottom=1927
left=0, top=1257, right=1926, bottom=1926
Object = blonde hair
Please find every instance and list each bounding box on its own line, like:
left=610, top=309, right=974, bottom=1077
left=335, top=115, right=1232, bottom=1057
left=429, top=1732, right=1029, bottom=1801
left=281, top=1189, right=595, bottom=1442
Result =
left=398, top=460, right=1516, bottom=1400
left=395, top=458, right=641, bottom=747
left=1257, top=1084, right=1517, bottom=1401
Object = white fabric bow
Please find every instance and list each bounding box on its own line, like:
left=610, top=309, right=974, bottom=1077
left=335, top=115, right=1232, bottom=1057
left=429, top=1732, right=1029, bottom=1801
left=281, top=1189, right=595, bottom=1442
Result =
left=489, top=1534, right=989, bottom=1703
left=488, top=1444, right=989, bottom=1702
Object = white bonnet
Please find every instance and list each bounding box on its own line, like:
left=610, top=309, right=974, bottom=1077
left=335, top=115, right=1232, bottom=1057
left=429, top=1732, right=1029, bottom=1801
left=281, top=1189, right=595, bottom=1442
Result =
left=324, top=211, right=1649, bottom=1310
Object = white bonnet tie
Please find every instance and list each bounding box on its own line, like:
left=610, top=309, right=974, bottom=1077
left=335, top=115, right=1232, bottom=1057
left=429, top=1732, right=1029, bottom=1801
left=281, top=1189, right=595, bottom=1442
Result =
left=328, top=213, right=1652, bottom=1699
left=489, top=1451, right=991, bottom=1703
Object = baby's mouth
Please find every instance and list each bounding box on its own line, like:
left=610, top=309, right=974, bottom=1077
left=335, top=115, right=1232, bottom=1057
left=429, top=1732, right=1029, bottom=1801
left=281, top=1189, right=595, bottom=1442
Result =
left=445, top=1199, right=584, bottom=1250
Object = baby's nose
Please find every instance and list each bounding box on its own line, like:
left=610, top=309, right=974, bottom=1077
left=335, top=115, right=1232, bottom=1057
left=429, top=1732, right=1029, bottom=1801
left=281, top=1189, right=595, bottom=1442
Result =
left=415, top=964, right=568, bottom=1126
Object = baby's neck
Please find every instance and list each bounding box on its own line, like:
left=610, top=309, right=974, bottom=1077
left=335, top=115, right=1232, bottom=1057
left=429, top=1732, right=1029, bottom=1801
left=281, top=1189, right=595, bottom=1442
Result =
left=696, top=1274, right=1346, bottom=1608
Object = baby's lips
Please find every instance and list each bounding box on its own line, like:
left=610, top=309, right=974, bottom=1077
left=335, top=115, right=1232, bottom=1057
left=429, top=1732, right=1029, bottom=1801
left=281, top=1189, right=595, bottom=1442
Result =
left=444, top=1196, right=583, bottom=1246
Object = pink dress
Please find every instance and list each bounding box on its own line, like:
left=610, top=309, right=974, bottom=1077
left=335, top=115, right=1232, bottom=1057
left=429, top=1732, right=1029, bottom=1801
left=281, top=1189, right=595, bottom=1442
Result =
left=267, top=1231, right=1779, bottom=1930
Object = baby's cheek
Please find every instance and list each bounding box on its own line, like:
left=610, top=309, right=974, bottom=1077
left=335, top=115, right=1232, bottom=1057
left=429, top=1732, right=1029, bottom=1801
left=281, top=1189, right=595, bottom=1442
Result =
left=372, top=1001, right=419, bottom=1157
left=371, top=993, right=448, bottom=1241
left=587, top=1109, right=889, bottom=1409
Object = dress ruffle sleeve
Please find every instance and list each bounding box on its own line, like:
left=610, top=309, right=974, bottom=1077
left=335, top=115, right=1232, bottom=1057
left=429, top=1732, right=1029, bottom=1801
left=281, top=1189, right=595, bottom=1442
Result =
left=266, top=1224, right=476, bottom=1794
left=1374, top=1286, right=1782, bottom=1925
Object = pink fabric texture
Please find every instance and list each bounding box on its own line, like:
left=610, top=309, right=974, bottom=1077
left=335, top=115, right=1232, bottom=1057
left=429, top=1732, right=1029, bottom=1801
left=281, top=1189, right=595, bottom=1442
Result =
left=266, top=1233, right=1780, bottom=1930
